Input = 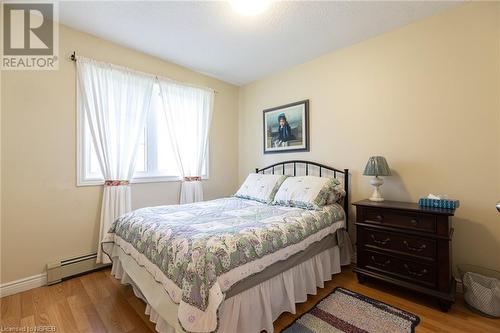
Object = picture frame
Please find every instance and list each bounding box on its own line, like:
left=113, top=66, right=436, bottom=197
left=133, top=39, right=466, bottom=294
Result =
left=263, top=99, right=309, bottom=154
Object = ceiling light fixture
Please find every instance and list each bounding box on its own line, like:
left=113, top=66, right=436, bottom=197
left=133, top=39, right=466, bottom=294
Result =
left=229, top=0, right=273, bottom=17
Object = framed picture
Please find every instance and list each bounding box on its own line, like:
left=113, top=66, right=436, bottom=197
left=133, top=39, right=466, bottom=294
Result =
left=263, top=100, right=309, bottom=154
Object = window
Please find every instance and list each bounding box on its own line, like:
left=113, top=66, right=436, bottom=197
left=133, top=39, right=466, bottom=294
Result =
left=77, top=84, right=209, bottom=186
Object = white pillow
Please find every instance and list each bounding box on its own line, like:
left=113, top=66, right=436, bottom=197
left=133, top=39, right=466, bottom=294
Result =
left=234, top=173, right=288, bottom=204
left=273, top=176, right=341, bottom=210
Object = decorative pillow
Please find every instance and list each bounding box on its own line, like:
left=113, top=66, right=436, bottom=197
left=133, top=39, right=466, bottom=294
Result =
left=234, top=173, right=288, bottom=204
left=327, top=181, right=347, bottom=204
left=273, top=176, right=341, bottom=210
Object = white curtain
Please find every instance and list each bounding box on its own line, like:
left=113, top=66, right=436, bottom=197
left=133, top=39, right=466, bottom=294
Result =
left=77, top=57, right=154, bottom=263
left=157, top=79, right=214, bottom=204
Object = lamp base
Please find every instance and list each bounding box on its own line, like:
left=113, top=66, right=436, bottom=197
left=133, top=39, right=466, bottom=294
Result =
left=369, top=176, right=384, bottom=202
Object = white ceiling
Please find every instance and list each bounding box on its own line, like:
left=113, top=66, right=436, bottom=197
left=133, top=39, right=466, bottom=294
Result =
left=58, top=1, right=461, bottom=86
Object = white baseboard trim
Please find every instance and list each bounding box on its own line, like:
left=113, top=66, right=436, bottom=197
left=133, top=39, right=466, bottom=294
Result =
left=0, top=273, right=47, bottom=298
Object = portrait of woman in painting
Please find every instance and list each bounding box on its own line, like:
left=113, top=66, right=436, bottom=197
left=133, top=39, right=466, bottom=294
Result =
left=275, top=112, right=296, bottom=147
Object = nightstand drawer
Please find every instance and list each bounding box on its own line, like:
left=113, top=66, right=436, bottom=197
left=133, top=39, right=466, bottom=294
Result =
left=359, top=227, right=436, bottom=260
left=363, top=208, right=436, bottom=233
left=360, top=250, right=436, bottom=287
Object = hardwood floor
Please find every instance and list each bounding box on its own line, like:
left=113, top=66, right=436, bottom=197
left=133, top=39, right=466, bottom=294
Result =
left=1, top=267, right=498, bottom=332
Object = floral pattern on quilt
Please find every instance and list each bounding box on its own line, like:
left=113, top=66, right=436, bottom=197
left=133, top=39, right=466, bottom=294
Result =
left=103, top=197, right=344, bottom=314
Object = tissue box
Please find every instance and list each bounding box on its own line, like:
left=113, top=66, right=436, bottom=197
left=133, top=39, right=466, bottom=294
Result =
left=418, top=198, right=460, bottom=210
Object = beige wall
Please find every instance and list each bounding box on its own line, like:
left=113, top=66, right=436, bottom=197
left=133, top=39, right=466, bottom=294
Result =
left=1, top=24, right=239, bottom=283
left=238, top=3, right=500, bottom=271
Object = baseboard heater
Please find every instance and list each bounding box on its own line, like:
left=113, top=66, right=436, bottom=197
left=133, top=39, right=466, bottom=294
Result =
left=46, top=253, right=110, bottom=285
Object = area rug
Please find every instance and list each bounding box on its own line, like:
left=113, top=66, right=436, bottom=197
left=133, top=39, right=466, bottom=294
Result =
left=282, top=287, right=420, bottom=333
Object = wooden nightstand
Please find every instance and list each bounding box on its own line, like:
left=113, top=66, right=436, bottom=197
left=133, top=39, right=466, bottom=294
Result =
left=352, top=199, right=456, bottom=311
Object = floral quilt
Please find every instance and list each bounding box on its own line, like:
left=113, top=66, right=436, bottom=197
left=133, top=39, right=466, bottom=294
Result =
left=102, top=197, right=344, bottom=332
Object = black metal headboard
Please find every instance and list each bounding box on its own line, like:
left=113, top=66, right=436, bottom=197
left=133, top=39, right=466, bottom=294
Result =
left=255, top=160, right=349, bottom=230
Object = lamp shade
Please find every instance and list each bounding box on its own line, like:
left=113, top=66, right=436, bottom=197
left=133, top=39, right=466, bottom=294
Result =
left=363, top=156, right=391, bottom=176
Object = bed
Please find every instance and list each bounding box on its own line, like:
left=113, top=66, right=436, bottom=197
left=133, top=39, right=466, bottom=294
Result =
left=102, top=160, right=352, bottom=333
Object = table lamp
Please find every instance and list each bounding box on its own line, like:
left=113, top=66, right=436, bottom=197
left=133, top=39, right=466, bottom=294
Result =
left=363, top=156, right=391, bottom=202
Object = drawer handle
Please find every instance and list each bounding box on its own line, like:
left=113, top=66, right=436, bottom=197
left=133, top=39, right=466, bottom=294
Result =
left=368, top=214, right=384, bottom=222
left=403, top=240, right=427, bottom=252
left=409, top=218, right=419, bottom=225
left=370, top=256, right=391, bottom=267
left=370, top=234, right=391, bottom=246
left=404, top=264, right=428, bottom=277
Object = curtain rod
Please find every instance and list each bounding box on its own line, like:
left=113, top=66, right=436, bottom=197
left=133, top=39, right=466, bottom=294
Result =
left=69, top=51, right=219, bottom=94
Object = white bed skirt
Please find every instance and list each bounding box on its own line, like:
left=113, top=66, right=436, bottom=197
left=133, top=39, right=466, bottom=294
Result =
left=111, top=245, right=346, bottom=333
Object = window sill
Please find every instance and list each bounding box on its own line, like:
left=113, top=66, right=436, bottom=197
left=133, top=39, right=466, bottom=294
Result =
left=77, top=175, right=209, bottom=187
